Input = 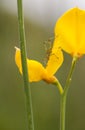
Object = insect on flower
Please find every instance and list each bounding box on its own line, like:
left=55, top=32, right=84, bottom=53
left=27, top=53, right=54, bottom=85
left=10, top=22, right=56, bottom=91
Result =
left=43, top=36, right=60, bottom=65
left=43, top=36, right=54, bottom=64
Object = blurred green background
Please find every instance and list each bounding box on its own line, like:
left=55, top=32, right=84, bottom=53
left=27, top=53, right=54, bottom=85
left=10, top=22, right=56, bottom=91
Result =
left=0, top=1, right=85, bottom=130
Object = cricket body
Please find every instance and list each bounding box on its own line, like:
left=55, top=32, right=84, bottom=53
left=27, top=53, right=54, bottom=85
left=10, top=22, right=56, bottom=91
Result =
left=43, top=36, right=54, bottom=63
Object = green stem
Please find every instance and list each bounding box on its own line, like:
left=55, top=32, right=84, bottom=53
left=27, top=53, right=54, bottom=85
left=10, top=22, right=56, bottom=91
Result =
left=60, top=56, right=77, bottom=130
left=53, top=79, right=64, bottom=95
left=17, top=0, right=34, bottom=130
left=60, top=94, right=66, bottom=130
left=64, top=56, right=78, bottom=94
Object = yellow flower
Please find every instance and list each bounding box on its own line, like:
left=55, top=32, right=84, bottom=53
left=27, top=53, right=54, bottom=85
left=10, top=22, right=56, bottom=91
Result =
left=15, top=46, right=63, bottom=83
left=54, top=7, right=85, bottom=57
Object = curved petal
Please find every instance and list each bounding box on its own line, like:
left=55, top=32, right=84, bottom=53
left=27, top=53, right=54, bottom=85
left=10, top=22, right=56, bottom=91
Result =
left=46, top=47, right=63, bottom=76
left=15, top=47, right=22, bottom=74
left=27, top=59, right=47, bottom=82
left=55, top=7, right=85, bottom=56
left=15, top=47, right=47, bottom=82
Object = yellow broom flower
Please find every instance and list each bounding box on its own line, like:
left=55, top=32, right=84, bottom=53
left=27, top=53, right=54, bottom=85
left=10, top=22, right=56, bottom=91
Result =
left=54, top=7, right=85, bottom=57
left=15, top=46, right=63, bottom=83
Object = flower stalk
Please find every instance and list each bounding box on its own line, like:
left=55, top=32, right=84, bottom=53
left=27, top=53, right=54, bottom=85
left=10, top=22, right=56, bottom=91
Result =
left=53, top=79, right=64, bottom=95
left=17, top=0, right=34, bottom=130
left=60, top=56, right=77, bottom=130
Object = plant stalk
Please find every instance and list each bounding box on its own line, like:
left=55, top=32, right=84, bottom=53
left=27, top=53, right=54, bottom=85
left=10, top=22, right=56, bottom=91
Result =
left=60, top=56, right=77, bottom=130
left=60, top=94, right=66, bottom=130
left=17, top=0, right=34, bottom=130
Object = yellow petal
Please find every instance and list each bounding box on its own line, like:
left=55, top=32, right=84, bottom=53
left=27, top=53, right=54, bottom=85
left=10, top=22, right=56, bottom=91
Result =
left=15, top=47, right=47, bottom=82
left=55, top=7, right=85, bottom=56
left=27, top=59, right=47, bottom=82
left=46, top=47, right=63, bottom=76
left=15, top=47, right=22, bottom=74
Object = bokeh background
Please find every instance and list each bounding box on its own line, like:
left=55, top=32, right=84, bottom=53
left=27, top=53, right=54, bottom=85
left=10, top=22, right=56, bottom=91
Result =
left=0, top=0, right=85, bottom=130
